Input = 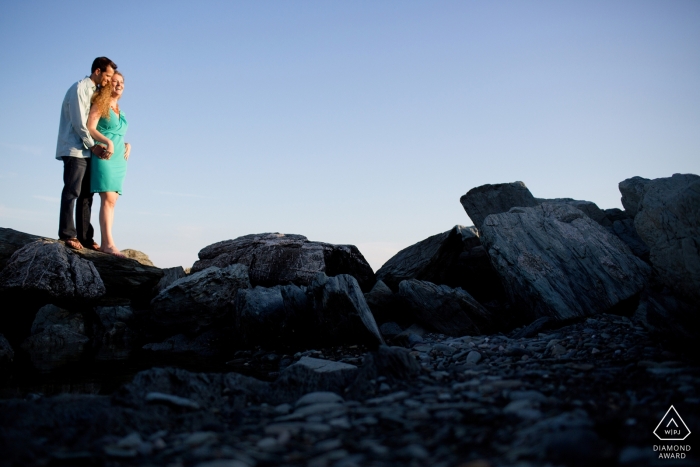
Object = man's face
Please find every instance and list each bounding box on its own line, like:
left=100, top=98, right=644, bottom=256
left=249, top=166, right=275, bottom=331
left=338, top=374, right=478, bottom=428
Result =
left=96, top=66, right=115, bottom=86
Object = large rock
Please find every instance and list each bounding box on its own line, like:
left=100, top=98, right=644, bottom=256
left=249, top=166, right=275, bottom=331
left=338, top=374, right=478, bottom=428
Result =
left=0, top=227, right=46, bottom=272
left=72, top=248, right=163, bottom=303
left=398, top=279, right=493, bottom=336
left=630, top=173, right=700, bottom=304
left=619, top=176, right=650, bottom=217
left=0, top=229, right=162, bottom=303
left=0, top=333, right=14, bottom=364
left=235, top=284, right=311, bottom=346
left=460, top=181, right=539, bottom=230
left=150, top=264, right=251, bottom=333
left=154, top=266, right=187, bottom=294
left=120, top=249, right=155, bottom=267
left=21, top=304, right=90, bottom=371
left=191, top=233, right=376, bottom=292
left=375, top=225, right=506, bottom=305
left=0, top=240, right=105, bottom=300
left=308, top=273, right=385, bottom=347
left=633, top=287, right=700, bottom=346
left=481, top=203, right=651, bottom=320
left=94, top=305, right=137, bottom=361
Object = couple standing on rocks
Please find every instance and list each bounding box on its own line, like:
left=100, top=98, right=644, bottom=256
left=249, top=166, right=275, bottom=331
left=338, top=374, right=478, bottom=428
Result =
left=56, top=56, right=131, bottom=258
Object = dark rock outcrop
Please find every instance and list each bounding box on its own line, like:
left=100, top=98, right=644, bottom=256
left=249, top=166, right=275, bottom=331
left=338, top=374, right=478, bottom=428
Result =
left=0, top=240, right=105, bottom=300
left=150, top=264, right=251, bottom=333
left=481, top=203, right=651, bottom=321
left=94, top=305, right=137, bottom=360
left=460, top=181, right=539, bottom=230
left=154, top=266, right=187, bottom=294
left=191, top=233, right=376, bottom=292
left=0, top=332, right=13, bottom=364
left=0, top=227, right=46, bottom=271
left=619, top=176, right=650, bottom=217
left=630, top=173, right=700, bottom=305
left=308, top=273, right=385, bottom=347
left=235, top=284, right=311, bottom=347
left=398, top=279, right=492, bottom=336
left=21, top=304, right=90, bottom=371
left=375, top=225, right=506, bottom=305
left=0, top=228, right=163, bottom=304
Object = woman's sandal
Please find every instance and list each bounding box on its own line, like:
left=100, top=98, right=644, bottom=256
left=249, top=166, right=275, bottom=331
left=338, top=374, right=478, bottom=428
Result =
left=64, top=238, right=83, bottom=250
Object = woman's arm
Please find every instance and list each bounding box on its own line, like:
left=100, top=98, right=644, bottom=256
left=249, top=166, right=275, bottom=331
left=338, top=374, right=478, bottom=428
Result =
left=87, top=104, right=115, bottom=158
left=124, top=143, right=131, bottom=160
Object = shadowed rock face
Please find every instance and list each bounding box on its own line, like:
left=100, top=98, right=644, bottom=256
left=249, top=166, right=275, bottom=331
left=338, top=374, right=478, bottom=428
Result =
left=0, top=240, right=105, bottom=300
left=191, top=233, right=376, bottom=292
left=480, top=203, right=651, bottom=321
left=150, top=264, right=251, bottom=333
left=398, top=279, right=493, bottom=336
left=629, top=173, right=700, bottom=305
left=460, top=181, right=539, bottom=230
left=0, top=229, right=163, bottom=303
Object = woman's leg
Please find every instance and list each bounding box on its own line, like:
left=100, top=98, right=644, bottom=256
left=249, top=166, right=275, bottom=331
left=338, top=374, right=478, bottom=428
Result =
left=99, top=191, right=121, bottom=254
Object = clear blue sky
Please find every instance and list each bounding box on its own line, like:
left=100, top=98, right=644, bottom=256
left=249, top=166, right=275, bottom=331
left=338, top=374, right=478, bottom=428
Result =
left=1, top=1, right=698, bottom=270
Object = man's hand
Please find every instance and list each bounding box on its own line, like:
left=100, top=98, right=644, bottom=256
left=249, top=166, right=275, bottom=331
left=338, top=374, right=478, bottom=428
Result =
left=91, top=145, right=105, bottom=158
left=124, top=143, right=131, bottom=161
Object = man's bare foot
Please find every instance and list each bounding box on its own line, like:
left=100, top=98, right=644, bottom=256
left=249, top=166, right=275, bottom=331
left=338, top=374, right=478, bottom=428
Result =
left=82, top=241, right=100, bottom=251
left=63, top=238, right=83, bottom=250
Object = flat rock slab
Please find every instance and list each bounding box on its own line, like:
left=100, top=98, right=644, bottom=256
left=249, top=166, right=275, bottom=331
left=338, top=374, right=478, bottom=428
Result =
left=269, top=357, right=358, bottom=404
left=191, top=233, right=376, bottom=292
left=481, top=203, right=651, bottom=320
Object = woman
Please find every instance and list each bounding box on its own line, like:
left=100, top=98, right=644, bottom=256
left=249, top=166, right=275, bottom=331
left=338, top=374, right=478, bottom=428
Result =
left=87, top=71, right=131, bottom=257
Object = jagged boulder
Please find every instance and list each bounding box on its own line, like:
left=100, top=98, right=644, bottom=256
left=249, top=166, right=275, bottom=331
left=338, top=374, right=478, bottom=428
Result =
left=619, top=176, right=651, bottom=217
left=21, top=304, right=90, bottom=371
left=191, top=233, right=376, bottom=292
left=398, top=279, right=493, bottom=336
left=0, top=227, right=46, bottom=271
left=235, top=284, right=311, bottom=346
left=460, top=181, right=539, bottom=230
left=308, top=273, right=385, bottom=347
left=0, top=333, right=14, bottom=364
left=94, top=305, right=137, bottom=361
left=629, top=173, right=700, bottom=304
left=150, top=264, right=251, bottom=333
left=0, top=240, right=105, bottom=300
left=0, top=229, right=162, bottom=304
left=375, top=225, right=506, bottom=305
left=154, top=266, right=187, bottom=294
left=481, top=203, right=651, bottom=320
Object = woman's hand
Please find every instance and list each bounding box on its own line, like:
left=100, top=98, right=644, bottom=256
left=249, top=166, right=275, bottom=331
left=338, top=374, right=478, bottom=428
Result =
left=105, top=140, right=115, bottom=159
left=124, top=143, right=131, bottom=160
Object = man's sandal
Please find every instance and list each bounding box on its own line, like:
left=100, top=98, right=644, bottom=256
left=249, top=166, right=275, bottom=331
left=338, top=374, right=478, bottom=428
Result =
left=63, top=238, right=83, bottom=250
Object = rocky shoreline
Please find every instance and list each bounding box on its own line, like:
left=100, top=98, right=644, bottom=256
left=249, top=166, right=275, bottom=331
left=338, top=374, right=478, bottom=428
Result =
left=1, top=173, right=699, bottom=466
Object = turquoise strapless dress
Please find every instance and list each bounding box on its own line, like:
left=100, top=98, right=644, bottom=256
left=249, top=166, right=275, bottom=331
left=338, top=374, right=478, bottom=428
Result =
left=91, top=109, right=128, bottom=194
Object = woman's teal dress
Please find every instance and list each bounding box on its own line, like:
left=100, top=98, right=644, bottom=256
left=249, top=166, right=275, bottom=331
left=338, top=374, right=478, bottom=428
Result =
left=91, top=109, right=128, bottom=194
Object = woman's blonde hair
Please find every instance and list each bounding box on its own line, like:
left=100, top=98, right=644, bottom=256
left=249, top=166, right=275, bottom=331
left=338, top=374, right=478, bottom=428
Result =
left=91, top=71, right=124, bottom=119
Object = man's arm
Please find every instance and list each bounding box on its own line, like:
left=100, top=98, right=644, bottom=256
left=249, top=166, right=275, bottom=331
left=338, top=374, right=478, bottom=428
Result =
left=67, top=81, right=95, bottom=150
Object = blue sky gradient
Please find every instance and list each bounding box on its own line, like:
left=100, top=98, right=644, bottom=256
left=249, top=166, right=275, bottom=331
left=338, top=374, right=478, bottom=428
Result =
left=1, top=1, right=699, bottom=270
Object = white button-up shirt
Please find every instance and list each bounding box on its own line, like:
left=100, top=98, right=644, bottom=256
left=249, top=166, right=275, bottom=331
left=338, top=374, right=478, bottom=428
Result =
left=55, top=76, right=96, bottom=159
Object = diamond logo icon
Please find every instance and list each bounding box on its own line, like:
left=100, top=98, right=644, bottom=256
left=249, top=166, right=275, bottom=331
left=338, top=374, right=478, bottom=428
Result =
left=654, top=405, right=691, bottom=441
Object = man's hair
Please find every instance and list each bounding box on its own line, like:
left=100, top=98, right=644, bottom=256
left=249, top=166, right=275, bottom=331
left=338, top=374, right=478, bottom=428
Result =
left=91, top=57, right=117, bottom=74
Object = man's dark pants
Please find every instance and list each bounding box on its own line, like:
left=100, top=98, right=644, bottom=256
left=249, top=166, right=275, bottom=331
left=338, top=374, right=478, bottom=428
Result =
left=58, top=156, right=95, bottom=245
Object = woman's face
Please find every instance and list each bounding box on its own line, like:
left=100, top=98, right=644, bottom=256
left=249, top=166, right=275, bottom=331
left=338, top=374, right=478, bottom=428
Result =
left=111, top=74, right=124, bottom=99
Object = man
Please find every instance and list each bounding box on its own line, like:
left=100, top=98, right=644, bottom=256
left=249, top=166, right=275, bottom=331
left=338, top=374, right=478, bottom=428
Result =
left=56, top=57, right=117, bottom=250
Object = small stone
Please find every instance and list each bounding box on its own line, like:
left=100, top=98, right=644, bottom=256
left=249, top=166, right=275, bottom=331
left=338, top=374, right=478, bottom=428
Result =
left=296, top=391, right=344, bottom=407
left=466, top=351, right=482, bottom=364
